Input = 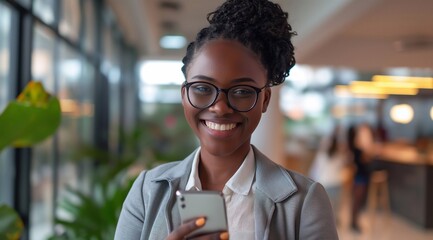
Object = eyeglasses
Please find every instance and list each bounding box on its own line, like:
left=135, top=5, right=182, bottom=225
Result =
left=182, top=81, right=267, bottom=112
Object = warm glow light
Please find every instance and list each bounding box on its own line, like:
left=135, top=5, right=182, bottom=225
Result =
left=331, top=104, right=367, bottom=118
left=390, top=104, right=414, bottom=124
left=350, top=81, right=419, bottom=95
left=372, top=75, right=433, bottom=89
left=60, top=99, right=93, bottom=117
left=334, top=85, right=388, bottom=99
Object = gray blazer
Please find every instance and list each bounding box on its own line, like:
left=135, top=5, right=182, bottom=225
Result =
left=115, top=146, right=339, bottom=240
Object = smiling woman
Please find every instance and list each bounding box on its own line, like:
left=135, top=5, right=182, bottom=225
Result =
left=115, top=1, right=338, bottom=239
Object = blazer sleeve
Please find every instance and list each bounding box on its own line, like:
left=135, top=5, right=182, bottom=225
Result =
left=299, top=182, right=339, bottom=240
left=114, top=171, right=147, bottom=240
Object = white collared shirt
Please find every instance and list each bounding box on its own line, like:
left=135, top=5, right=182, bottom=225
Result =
left=185, top=146, right=256, bottom=239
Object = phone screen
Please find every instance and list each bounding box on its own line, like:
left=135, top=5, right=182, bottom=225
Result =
left=176, top=190, right=228, bottom=237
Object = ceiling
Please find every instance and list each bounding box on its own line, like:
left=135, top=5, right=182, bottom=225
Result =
left=109, top=0, right=433, bottom=72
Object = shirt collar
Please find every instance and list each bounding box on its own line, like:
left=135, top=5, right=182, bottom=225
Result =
left=185, top=146, right=256, bottom=196
left=185, top=147, right=202, bottom=191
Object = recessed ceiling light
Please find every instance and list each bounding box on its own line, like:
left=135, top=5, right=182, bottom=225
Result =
left=160, top=35, right=187, bottom=49
left=390, top=104, right=414, bottom=124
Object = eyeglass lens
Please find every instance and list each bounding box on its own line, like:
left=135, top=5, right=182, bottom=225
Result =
left=187, top=82, right=259, bottom=112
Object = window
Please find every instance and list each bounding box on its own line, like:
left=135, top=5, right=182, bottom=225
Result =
left=56, top=42, right=82, bottom=219
left=0, top=3, right=13, bottom=111
left=15, top=0, right=31, bottom=7
left=59, top=0, right=81, bottom=42
left=33, top=0, right=56, bottom=25
left=83, top=0, right=96, bottom=54
left=30, top=24, right=56, bottom=240
left=102, top=19, right=122, bottom=154
left=0, top=1, right=14, bottom=206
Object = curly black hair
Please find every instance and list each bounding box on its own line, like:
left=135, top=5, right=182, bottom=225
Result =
left=181, top=0, right=296, bottom=86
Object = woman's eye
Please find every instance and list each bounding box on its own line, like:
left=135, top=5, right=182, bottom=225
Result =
left=192, top=85, right=213, bottom=94
left=231, top=87, right=255, bottom=97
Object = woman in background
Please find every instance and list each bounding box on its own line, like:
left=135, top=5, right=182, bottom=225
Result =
left=348, top=123, right=375, bottom=233
left=310, top=124, right=350, bottom=225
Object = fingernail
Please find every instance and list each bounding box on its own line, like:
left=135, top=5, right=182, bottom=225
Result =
left=220, top=232, right=229, bottom=240
left=195, top=217, right=206, bottom=227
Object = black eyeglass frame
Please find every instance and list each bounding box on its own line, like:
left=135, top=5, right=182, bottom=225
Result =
left=182, top=81, right=268, bottom=112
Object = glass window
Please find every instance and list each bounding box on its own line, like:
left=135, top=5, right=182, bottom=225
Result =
left=80, top=59, right=95, bottom=145
left=32, top=24, right=55, bottom=92
left=83, top=0, right=96, bottom=54
left=56, top=41, right=83, bottom=221
left=33, top=0, right=56, bottom=25
left=102, top=23, right=122, bottom=153
left=0, top=1, right=14, bottom=206
left=74, top=58, right=95, bottom=195
left=14, top=0, right=31, bottom=8
left=59, top=0, right=81, bottom=42
left=30, top=24, right=56, bottom=240
left=0, top=3, right=12, bottom=112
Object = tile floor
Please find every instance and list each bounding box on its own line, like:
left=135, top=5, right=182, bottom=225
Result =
left=336, top=197, right=433, bottom=240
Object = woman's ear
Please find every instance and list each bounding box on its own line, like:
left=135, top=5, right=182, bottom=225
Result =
left=262, top=87, right=272, bottom=113
left=181, top=86, right=187, bottom=107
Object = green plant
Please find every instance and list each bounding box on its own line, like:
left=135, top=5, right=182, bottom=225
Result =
left=0, top=81, right=61, bottom=151
left=48, top=102, right=198, bottom=239
left=47, top=139, right=142, bottom=240
left=0, top=81, right=61, bottom=240
left=0, top=205, right=24, bottom=240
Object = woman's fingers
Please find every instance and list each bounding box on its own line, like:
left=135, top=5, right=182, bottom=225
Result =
left=166, top=217, right=206, bottom=240
left=166, top=217, right=229, bottom=240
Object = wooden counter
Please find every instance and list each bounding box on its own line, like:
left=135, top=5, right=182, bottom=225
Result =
left=376, top=143, right=433, bottom=229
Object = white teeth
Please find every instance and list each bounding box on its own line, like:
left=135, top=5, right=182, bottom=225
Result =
left=205, top=121, right=236, bottom=131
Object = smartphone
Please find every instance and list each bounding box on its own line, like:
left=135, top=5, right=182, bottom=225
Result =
left=176, top=190, right=228, bottom=237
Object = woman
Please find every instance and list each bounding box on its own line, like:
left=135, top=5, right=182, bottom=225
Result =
left=115, top=0, right=338, bottom=239
left=309, top=125, right=350, bottom=225
left=348, top=123, right=374, bottom=233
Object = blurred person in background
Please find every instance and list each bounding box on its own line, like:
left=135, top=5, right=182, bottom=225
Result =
left=309, top=124, right=351, bottom=225
left=348, top=123, right=375, bottom=233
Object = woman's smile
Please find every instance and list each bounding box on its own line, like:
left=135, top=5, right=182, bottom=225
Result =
left=204, top=121, right=237, bottom=131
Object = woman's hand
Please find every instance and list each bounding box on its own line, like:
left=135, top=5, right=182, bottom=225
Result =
left=166, top=217, right=229, bottom=240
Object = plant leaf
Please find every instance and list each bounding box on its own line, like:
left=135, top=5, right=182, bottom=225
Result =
left=0, top=95, right=61, bottom=151
left=0, top=204, right=24, bottom=240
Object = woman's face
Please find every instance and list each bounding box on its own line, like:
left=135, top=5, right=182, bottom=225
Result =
left=182, top=39, right=271, bottom=157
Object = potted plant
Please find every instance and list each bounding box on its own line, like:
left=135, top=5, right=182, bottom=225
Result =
left=0, top=81, right=61, bottom=240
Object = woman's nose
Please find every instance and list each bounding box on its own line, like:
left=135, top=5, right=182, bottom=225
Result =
left=208, top=93, right=234, bottom=114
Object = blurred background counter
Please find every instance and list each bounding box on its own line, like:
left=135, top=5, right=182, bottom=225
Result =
left=377, top=142, right=433, bottom=229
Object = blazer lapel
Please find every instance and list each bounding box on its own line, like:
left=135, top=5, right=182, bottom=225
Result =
left=151, top=149, right=197, bottom=235
left=254, top=190, right=275, bottom=240
left=252, top=146, right=298, bottom=240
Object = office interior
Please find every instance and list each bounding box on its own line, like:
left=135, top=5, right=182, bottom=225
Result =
left=0, top=0, right=432, bottom=239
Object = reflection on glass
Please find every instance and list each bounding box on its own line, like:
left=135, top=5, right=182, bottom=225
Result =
left=30, top=139, right=54, bottom=240
left=56, top=41, right=96, bottom=223
left=103, top=23, right=122, bottom=153
left=30, top=24, right=56, bottom=240
left=32, top=24, right=55, bottom=92
left=59, top=0, right=81, bottom=42
left=81, top=59, right=95, bottom=145
left=84, top=0, right=96, bottom=53
left=33, top=0, right=56, bottom=25
left=15, top=0, right=31, bottom=7
left=0, top=3, right=12, bottom=112
left=0, top=2, right=13, bottom=206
